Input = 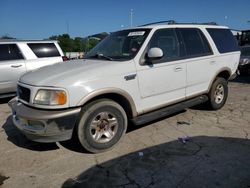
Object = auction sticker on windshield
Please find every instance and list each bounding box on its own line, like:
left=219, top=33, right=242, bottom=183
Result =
left=128, top=31, right=145, bottom=36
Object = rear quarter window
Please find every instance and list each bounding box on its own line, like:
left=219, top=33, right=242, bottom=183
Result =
left=207, top=28, right=239, bottom=53
left=27, top=43, right=61, bottom=58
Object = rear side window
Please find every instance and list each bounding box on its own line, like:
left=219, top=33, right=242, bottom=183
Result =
left=0, top=44, right=23, bottom=61
left=178, top=28, right=212, bottom=57
left=207, top=28, right=239, bottom=53
left=28, top=43, right=60, bottom=58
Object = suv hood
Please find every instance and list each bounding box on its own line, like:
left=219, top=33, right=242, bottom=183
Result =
left=19, top=59, right=131, bottom=87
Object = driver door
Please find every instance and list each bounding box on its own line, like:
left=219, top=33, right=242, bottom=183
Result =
left=136, top=28, right=187, bottom=111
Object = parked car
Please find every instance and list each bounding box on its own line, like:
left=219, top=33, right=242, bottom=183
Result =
left=238, top=45, right=250, bottom=75
left=0, top=40, right=64, bottom=98
left=9, top=22, right=240, bottom=153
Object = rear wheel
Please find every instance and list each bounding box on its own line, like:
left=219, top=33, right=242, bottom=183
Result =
left=207, top=77, right=228, bottom=110
left=77, top=99, right=127, bottom=153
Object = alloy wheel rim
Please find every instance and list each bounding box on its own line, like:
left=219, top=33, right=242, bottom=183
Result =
left=214, top=84, right=224, bottom=104
left=90, top=112, right=118, bottom=143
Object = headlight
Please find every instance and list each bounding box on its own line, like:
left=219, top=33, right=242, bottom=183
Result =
left=34, top=89, right=67, bottom=105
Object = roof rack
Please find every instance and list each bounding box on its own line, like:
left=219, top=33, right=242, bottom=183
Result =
left=139, top=20, right=217, bottom=27
left=139, top=20, right=176, bottom=27
left=173, top=22, right=217, bottom=25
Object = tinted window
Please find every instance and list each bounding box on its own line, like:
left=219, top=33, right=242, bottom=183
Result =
left=85, top=29, right=151, bottom=61
left=179, top=28, right=212, bottom=57
left=207, top=28, right=239, bottom=53
left=28, top=43, right=60, bottom=58
left=149, top=29, right=181, bottom=62
left=0, top=44, right=23, bottom=61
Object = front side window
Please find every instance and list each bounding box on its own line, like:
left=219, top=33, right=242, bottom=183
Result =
left=179, top=28, right=212, bottom=57
left=148, top=28, right=181, bottom=62
left=28, top=43, right=61, bottom=58
left=207, top=28, right=239, bottom=53
left=85, top=29, right=151, bottom=61
left=0, top=44, right=23, bottom=61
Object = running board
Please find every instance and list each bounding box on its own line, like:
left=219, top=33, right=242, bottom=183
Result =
left=132, top=95, right=208, bottom=126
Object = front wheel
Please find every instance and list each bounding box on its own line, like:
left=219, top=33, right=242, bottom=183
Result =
left=77, top=99, right=127, bottom=153
left=207, top=77, right=228, bottom=110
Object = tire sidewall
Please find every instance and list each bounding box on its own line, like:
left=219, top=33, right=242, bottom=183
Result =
left=77, top=99, right=127, bottom=153
left=209, top=77, right=228, bottom=110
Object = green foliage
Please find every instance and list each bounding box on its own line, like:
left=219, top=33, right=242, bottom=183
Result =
left=0, top=33, right=108, bottom=53
left=49, top=34, right=74, bottom=53
left=86, top=38, right=100, bottom=52
left=48, top=33, right=108, bottom=53
left=73, top=37, right=85, bottom=52
left=0, top=34, right=15, bottom=39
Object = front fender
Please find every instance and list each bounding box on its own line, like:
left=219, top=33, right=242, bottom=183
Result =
left=76, top=87, right=138, bottom=117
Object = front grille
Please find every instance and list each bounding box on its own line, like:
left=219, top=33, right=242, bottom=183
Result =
left=17, top=85, right=31, bottom=103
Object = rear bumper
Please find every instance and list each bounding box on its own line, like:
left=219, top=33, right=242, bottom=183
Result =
left=8, top=98, right=81, bottom=143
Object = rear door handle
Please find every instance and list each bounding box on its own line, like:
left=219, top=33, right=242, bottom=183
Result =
left=11, top=64, right=22, bottom=68
left=210, top=61, right=216, bottom=64
left=174, top=66, right=182, bottom=72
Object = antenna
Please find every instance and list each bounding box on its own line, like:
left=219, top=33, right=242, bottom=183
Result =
left=130, top=9, right=133, bottom=28
left=66, top=21, right=70, bottom=34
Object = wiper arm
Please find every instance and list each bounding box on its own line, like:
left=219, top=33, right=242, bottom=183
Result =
left=87, top=53, right=113, bottom=61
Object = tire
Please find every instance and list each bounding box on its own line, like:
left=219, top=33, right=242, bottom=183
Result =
left=207, top=77, right=228, bottom=110
left=76, top=99, right=127, bottom=153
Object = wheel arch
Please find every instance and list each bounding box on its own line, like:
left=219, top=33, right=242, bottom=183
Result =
left=207, top=68, right=231, bottom=92
left=77, top=88, right=138, bottom=118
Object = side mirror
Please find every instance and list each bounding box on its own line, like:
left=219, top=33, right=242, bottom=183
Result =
left=147, top=47, right=163, bottom=60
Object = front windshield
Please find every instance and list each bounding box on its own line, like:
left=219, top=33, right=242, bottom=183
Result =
left=241, top=46, right=250, bottom=56
left=85, top=29, right=151, bottom=61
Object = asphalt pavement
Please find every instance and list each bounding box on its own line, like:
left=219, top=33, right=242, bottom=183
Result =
left=0, top=76, right=250, bottom=188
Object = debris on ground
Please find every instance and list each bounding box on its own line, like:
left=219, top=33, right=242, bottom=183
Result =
left=177, top=121, right=191, bottom=126
left=138, top=152, right=144, bottom=157
left=178, top=136, right=191, bottom=144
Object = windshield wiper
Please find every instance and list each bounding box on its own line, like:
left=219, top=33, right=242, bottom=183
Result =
left=86, top=53, right=113, bottom=61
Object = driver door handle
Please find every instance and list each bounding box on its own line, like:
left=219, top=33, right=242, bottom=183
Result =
left=11, top=64, right=22, bottom=68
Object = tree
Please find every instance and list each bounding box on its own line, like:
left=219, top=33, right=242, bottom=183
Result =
left=48, top=33, right=106, bottom=53
left=49, top=33, right=73, bottom=53
left=73, top=37, right=84, bottom=52
left=1, top=34, right=15, bottom=39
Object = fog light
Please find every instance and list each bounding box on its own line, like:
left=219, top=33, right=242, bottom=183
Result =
left=27, top=120, right=45, bottom=130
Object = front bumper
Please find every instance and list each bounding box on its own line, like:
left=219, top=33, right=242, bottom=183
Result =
left=8, top=98, right=81, bottom=143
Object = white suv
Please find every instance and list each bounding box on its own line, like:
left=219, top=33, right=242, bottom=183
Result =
left=9, top=22, right=240, bottom=153
left=0, top=40, right=64, bottom=98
